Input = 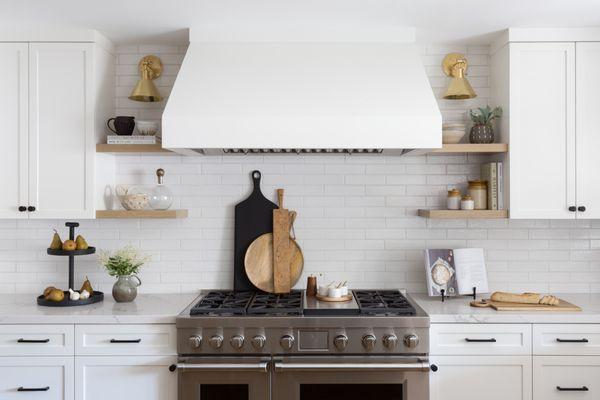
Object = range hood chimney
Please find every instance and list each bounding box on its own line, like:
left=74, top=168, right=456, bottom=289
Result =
left=162, top=28, right=441, bottom=155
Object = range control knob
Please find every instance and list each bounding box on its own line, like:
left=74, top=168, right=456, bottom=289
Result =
left=209, top=335, right=223, bottom=349
left=333, top=335, right=349, bottom=350
left=362, top=334, right=377, bottom=351
left=251, top=335, right=266, bottom=350
left=280, top=335, right=295, bottom=350
left=230, top=335, right=245, bottom=350
left=188, top=335, right=202, bottom=349
left=403, top=334, right=420, bottom=349
left=383, top=334, right=399, bottom=349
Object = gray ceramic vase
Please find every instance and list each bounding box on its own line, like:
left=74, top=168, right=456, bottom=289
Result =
left=112, top=275, right=142, bottom=302
left=470, top=124, right=495, bottom=144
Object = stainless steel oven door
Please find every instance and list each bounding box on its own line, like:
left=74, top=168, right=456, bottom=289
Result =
left=177, top=356, right=270, bottom=400
left=272, top=356, right=430, bottom=400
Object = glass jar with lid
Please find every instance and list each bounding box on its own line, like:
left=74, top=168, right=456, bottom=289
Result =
left=149, top=168, right=173, bottom=210
left=447, top=189, right=461, bottom=210
left=468, top=180, right=487, bottom=210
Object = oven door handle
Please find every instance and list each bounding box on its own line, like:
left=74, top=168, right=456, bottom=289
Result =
left=273, top=360, right=430, bottom=372
left=173, top=362, right=269, bottom=372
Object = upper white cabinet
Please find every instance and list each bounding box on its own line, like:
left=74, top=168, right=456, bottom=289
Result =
left=575, top=43, right=600, bottom=219
left=0, top=32, right=114, bottom=219
left=29, top=43, right=94, bottom=219
left=507, top=43, right=576, bottom=219
left=0, top=44, right=28, bottom=219
left=492, top=31, right=600, bottom=219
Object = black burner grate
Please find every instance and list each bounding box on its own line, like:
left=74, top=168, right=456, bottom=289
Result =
left=354, top=290, right=416, bottom=316
left=247, top=291, right=303, bottom=315
left=190, top=291, right=254, bottom=316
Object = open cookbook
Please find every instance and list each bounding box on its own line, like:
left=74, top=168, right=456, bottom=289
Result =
left=424, top=248, right=489, bottom=297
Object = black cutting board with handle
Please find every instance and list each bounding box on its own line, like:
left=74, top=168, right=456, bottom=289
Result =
left=234, top=170, right=278, bottom=291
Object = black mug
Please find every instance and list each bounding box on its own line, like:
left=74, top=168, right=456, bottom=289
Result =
left=107, top=116, right=135, bottom=135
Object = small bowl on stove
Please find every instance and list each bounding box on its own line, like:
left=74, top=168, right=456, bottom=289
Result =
left=318, top=285, right=329, bottom=296
left=328, top=287, right=343, bottom=298
left=340, top=286, right=348, bottom=296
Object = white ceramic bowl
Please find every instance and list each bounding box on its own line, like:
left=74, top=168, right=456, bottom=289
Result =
left=340, top=286, right=348, bottom=296
left=328, top=287, right=343, bottom=298
left=318, top=285, right=329, bottom=296
left=136, top=120, right=159, bottom=136
left=442, top=130, right=465, bottom=144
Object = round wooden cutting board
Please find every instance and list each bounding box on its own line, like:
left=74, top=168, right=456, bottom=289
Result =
left=244, top=233, right=304, bottom=293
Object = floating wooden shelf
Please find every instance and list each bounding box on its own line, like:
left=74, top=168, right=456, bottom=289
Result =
left=96, top=209, right=188, bottom=219
left=96, top=144, right=172, bottom=153
left=418, top=209, right=508, bottom=219
left=430, top=143, right=508, bottom=154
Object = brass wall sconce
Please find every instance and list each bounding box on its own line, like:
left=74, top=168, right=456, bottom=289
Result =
left=129, top=55, right=163, bottom=102
left=442, top=53, right=477, bottom=100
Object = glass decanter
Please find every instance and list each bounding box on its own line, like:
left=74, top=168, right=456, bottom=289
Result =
left=149, top=168, right=173, bottom=210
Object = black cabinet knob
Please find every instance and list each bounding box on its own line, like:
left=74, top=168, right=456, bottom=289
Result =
left=27, top=206, right=35, bottom=212
left=568, top=206, right=577, bottom=212
left=18, top=206, right=26, bottom=212
left=578, top=206, right=586, bottom=212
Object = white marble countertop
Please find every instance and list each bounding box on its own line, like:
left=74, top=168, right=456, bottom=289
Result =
left=0, top=293, right=198, bottom=324
left=411, top=293, right=600, bottom=323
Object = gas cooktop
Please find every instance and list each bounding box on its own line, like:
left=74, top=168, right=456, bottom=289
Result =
left=188, top=289, right=415, bottom=317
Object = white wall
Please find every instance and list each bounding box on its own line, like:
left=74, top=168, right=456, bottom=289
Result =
left=2, top=43, right=599, bottom=295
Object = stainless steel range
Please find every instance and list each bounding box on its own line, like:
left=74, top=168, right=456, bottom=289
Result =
left=174, top=289, right=431, bottom=400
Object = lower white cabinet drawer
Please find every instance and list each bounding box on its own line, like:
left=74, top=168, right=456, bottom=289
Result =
left=431, top=324, right=532, bottom=355
left=534, top=356, right=600, bottom=400
left=534, top=324, right=600, bottom=355
left=0, top=325, right=74, bottom=356
left=75, top=355, right=177, bottom=400
left=75, top=324, right=176, bottom=355
left=0, top=357, right=74, bottom=400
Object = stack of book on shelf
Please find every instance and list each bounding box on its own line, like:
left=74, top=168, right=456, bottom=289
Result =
left=480, top=162, right=503, bottom=210
left=107, top=135, right=158, bottom=145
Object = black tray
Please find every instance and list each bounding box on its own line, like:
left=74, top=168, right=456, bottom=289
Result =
left=47, top=247, right=96, bottom=256
left=37, top=291, right=104, bottom=307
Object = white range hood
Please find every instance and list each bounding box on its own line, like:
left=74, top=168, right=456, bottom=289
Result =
left=162, top=29, right=441, bottom=155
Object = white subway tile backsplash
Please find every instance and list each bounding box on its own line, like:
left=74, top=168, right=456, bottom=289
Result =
left=1, top=44, right=599, bottom=295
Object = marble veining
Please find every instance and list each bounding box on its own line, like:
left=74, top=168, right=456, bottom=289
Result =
left=411, top=293, right=600, bottom=323
left=0, top=293, right=198, bottom=324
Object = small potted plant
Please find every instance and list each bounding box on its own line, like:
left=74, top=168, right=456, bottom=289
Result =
left=468, top=105, right=503, bottom=143
left=98, top=246, right=150, bottom=302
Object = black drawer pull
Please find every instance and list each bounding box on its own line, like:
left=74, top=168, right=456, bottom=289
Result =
left=18, top=386, right=50, bottom=392
left=557, top=386, right=589, bottom=391
left=465, top=338, right=497, bottom=343
left=17, top=338, right=50, bottom=343
left=110, top=339, right=142, bottom=343
left=556, top=338, right=589, bottom=343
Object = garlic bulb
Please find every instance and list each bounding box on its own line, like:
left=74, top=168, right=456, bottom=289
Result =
left=80, top=290, right=90, bottom=300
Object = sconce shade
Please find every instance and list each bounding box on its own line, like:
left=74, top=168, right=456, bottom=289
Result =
left=442, top=53, right=477, bottom=100
left=129, top=55, right=163, bottom=102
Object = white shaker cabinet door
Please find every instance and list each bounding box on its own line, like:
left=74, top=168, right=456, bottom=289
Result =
left=28, top=43, right=94, bottom=219
left=576, top=42, right=600, bottom=219
left=430, top=355, right=532, bottom=400
left=0, top=43, right=28, bottom=218
left=509, top=42, right=576, bottom=219
left=75, top=355, right=177, bottom=400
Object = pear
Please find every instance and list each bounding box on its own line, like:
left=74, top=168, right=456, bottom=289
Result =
left=75, top=235, right=89, bottom=250
left=80, top=276, right=94, bottom=296
left=49, top=230, right=62, bottom=250
left=45, top=288, right=65, bottom=302
left=43, top=286, right=56, bottom=297
left=62, top=240, right=77, bottom=251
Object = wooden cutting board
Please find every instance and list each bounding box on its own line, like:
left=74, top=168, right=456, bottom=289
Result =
left=471, top=298, right=581, bottom=311
left=273, top=189, right=292, bottom=293
left=234, top=171, right=278, bottom=291
left=244, top=229, right=304, bottom=293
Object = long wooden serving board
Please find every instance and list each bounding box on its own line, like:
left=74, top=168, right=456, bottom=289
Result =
left=471, top=298, right=581, bottom=311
